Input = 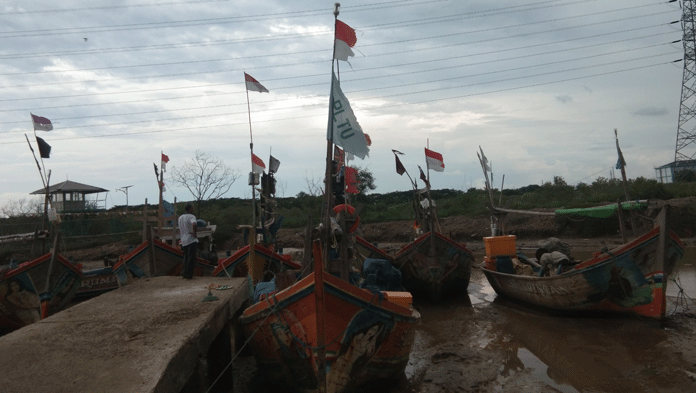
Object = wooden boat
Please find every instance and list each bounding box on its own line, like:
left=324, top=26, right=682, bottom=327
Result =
left=383, top=149, right=474, bottom=300
left=75, top=266, right=119, bottom=299
left=240, top=241, right=419, bottom=393
left=212, top=243, right=301, bottom=278
left=113, top=238, right=217, bottom=285
left=240, top=13, right=419, bottom=391
left=393, top=230, right=474, bottom=300
left=0, top=253, right=82, bottom=329
left=354, top=236, right=394, bottom=262
left=481, top=206, right=686, bottom=319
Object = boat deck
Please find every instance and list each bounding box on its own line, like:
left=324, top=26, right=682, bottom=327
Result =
left=0, top=276, right=249, bottom=393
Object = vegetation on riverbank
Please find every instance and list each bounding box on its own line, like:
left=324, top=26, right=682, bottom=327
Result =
left=2, top=176, right=695, bottom=262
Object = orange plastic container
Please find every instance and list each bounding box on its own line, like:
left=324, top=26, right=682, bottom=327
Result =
left=483, top=235, right=517, bottom=257
left=383, top=291, right=413, bottom=309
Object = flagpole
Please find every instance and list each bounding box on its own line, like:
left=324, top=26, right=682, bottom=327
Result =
left=244, top=82, right=260, bottom=284
left=315, top=6, right=342, bottom=393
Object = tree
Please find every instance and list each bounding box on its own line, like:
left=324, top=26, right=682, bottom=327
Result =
left=170, top=150, right=240, bottom=215
left=354, top=167, right=376, bottom=195
left=0, top=197, right=42, bottom=218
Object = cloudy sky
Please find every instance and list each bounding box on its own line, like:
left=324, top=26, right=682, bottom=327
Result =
left=0, top=0, right=686, bottom=214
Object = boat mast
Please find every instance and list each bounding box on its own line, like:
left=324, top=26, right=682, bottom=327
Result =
left=246, top=77, right=257, bottom=281
left=316, top=5, right=342, bottom=392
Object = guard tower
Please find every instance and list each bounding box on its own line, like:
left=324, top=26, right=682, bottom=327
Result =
left=659, top=0, right=696, bottom=182
left=30, top=180, right=108, bottom=212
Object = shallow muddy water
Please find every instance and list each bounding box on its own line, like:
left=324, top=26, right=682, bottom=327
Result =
left=234, top=247, right=696, bottom=393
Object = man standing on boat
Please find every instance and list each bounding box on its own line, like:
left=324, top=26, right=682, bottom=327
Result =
left=179, top=203, right=198, bottom=279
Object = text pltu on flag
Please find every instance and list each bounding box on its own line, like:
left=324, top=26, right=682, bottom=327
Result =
left=328, top=72, right=369, bottom=159
left=244, top=72, right=269, bottom=93
left=31, top=113, right=53, bottom=131
left=425, top=148, right=445, bottom=172
left=334, top=19, right=357, bottom=62
left=252, top=153, right=265, bottom=174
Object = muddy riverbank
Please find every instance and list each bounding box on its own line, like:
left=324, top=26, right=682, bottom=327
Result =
left=232, top=261, right=696, bottom=393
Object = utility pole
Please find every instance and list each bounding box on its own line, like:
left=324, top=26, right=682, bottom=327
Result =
left=116, top=185, right=133, bottom=211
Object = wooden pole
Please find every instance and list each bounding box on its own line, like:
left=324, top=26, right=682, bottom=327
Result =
left=312, top=239, right=327, bottom=393
left=147, top=224, right=155, bottom=276
left=142, top=199, right=148, bottom=243
left=616, top=198, right=627, bottom=244
left=654, top=204, right=669, bottom=319
left=615, top=129, right=637, bottom=236
left=41, top=231, right=61, bottom=319
left=171, top=197, right=178, bottom=247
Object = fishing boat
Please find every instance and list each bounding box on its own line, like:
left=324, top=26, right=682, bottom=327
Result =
left=240, top=241, right=419, bottom=392
left=386, top=149, right=474, bottom=300
left=393, top=230, right=474, bottom=300
left=212, top=243, right=301, bottom=279
left=0, top=252, right=82, bottom=329
left=112, top=237, right=217, bottom=285
left=475, top=146, right=686, bottom=319
left=481, top=206, right=685, bottom=320
left=75, top=265, right=119, bottom=299
left=239, top=8, right=419, bottom=392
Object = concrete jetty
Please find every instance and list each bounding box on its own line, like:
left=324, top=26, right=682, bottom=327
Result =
left=0, top=276, right=249, bottom=393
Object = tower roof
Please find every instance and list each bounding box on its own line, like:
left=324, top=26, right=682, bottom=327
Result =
left=30, top=180, right=108, bottom=195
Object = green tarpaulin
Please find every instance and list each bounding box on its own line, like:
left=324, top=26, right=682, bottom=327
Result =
left=555, top=201, right=647, bottom=219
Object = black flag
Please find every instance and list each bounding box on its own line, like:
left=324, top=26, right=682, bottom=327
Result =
left=418, top=165, right=430, bottom=189
left=36, top=136, right=51, bottom=158
left=153, top=163, right=159, bottom=178
left=394, top=153, right=406, bottom=176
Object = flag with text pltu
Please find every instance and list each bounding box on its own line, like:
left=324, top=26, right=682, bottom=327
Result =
left=36, top=136, right=51, bottom=158
left=328, top=72, right=369, bottom=159
left=252, top=153, right=265, bottom=174
left=425, top=148, right=444, bottom=172
left=31, top=114, right=53, bottom=131
left=334, top=20, right=357, bottom=62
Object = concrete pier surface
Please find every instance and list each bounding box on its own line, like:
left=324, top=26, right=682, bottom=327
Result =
left=0, top=276, right=249, bottom=393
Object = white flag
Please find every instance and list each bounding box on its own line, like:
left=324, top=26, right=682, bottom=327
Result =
left=327, top=72, right=369, bottom=159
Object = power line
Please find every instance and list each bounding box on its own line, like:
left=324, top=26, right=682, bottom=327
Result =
left=0, top=16, right=677, bottom=96
left=0, top=40, right=679, bottom=130
left=0, top=58, right=678, bottom=145
left=0, top=0, right=447, bottom=39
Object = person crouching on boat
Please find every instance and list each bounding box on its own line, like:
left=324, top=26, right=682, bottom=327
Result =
left=535, top=248, right=570, bottom=277
left=179, top=203, right=198, bottom=280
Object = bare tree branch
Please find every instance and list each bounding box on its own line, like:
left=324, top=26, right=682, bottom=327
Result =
left=170, top=150, right=240, bottom=215
left=303, top=171, right=323, bottom=197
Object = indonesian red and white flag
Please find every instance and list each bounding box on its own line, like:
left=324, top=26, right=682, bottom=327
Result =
left=31, top=113, right=53, bottom=131
left=425, top=148, right=445, bottom=172
left=334, top=20, right=357, bottom=61
left=244, top=73, right=269, bottom=93
left=161, top=153, right=169, bottom=172
left=251, top=153, right=265, bottom=174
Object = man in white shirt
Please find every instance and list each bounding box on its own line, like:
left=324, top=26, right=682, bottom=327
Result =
left=178, top=203, right=198, bottom=279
